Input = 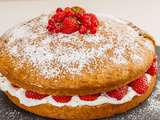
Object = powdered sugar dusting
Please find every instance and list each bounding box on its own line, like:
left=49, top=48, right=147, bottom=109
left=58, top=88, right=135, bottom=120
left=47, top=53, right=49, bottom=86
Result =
left=109, top=47, right=128, bottom=64
left=131, top=54, right=143, bottom=63
left=9, top=25, right=38, bottom=45
left=3, top=14, right=154, bottom=78
left=9, top=46, right=18, bottom=56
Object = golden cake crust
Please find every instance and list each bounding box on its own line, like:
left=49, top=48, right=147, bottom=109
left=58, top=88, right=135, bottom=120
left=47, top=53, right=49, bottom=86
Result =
left=5, top=75, right=157, bottom=120
left=0, top=14, right=156, bottom=95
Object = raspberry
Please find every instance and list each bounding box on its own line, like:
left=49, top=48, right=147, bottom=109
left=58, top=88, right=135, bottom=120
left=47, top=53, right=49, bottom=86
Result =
left=129, top=75, right=148, bottom=94
left=81, top=13, right=98, bottom=28
left=56, top=8, right=63, bottom=13
left=75, top=13, right=83, bottom=19
left=47, top=24, right=54, bottom=32
left=48, top=19, right=55, bottom=25
left=47, top=19, right=56, bottom=32
left=90, top=14, right=99, bottom=27
left=54, top=22, right=63, bottom=33
left=147, top=58, right=158, bottom=76
left=79, top=25, right=87, bottom=34
left=25, top=91, right=48, bottom=100
left=52, top=96, right=72, bottom=103
left=81, top=13, right=99, bottom=34
left=64, top=7, right=72, bottom=12
left=79, top=93, right=100, bottom=101
left=47, top=20, right=63, bottom=33
left=81, top=14, right=92, bottom=28
left=107, top=85, right=128, bottom=100
left=90, top=26, right=97, bottom=34
left=52, top=12, right=66, bottom=22
left=64, top=7, right=74, bottom=17
left=62, top=17, right=80, bottom=34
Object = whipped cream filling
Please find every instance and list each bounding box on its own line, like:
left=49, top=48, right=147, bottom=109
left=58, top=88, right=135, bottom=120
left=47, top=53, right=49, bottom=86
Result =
left=0, top=73, right=151, bottom=107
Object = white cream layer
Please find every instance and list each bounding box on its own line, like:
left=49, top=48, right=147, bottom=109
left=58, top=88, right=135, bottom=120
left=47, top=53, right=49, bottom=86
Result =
left=0, top=73, right=151, bottom=107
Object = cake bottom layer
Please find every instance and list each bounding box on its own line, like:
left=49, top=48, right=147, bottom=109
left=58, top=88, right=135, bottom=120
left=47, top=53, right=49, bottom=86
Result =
left=5, top=75, right=157, bottom=120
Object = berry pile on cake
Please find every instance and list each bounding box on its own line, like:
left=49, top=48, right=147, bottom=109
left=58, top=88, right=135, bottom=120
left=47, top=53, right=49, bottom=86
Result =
left=0, top=6, right=158, bottom=120
left=47, top=7, right=98, bottom=34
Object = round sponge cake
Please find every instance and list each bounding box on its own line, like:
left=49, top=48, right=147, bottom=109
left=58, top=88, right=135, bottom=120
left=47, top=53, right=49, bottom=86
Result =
left=0, top=9, right=158, bottom=120
left=0, top=14, right=156, bottom=96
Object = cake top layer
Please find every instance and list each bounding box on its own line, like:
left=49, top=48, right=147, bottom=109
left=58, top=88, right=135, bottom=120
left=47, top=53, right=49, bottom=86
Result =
left=1, top=14, right=154, bottom=78
left=0, top=13, right=155, bottom=95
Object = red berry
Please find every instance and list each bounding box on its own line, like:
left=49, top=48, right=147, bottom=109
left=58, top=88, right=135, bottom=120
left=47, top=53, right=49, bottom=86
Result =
left=92, top=20, right=98, bottom=27
left=147, top=59, right=158, bottom=76
left=129, top=75, right=148, bottom=94
left=47, top=24, right=55, bottom=32
left=52, top=96, right=72, bottom=103
left=56, top=8, right=63, bottom=13
left=47, top=21, right=63, bottom=33
left=54, top=22, right=63, bottom=33
left=81, top=14, right=92, bottom=28
left=47, top=7, right=99, bottom=34
left=64, top=7, right=72, bottom=12
left=79, top=25, right=87, bottom=34
left=52, top=12, right=66, bottom=22
left=48, top=19, right=55, bottom=26
left=62, top=17, right=80, bottom=34
left=81, top=13, right=99, bottom=34
left=107, top=85, right=128, bottom=100
left=66, top=11, right=74, bottom=17
left=79, top=93, right=100, bottom=101
left=90, top=26, right=97, bottom=34
left=90, top=14, right=99, bottom=27
left=75, top=13, right=83, bottom=19
left=25, top=91, right=48, bottom=100
left=64, top=7, right=74, bottom=17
